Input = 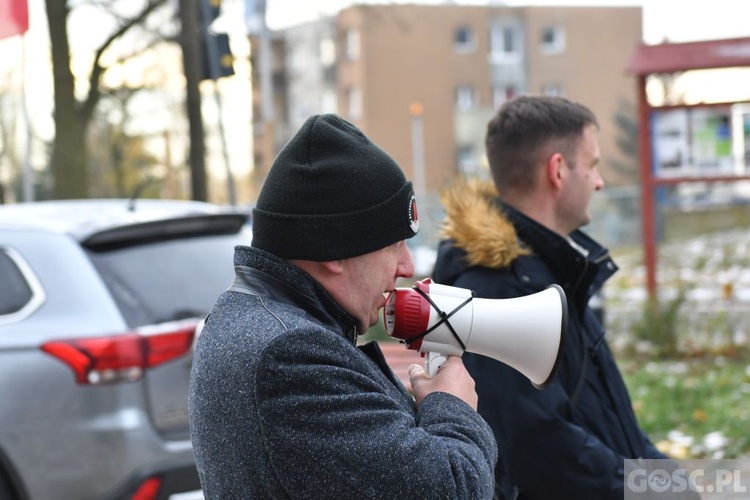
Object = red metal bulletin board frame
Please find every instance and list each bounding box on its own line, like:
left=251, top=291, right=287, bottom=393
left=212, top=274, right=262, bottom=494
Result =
left=626, top=36, right=750, bottom=297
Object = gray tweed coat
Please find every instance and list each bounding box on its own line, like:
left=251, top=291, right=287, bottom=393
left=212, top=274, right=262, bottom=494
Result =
left=189, top=246, right=497, bottom=499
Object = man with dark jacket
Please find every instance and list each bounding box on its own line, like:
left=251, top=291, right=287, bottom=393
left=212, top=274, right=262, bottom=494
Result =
left=432, top=96, right=667, bottom=499
left=189, top=114, right=497, bottom=499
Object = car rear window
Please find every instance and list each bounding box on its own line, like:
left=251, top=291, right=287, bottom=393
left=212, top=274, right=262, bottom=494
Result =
left=88, top=231, right=249, bottom=328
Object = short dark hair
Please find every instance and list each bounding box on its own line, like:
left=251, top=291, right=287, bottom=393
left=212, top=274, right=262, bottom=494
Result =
left=485, top=95, right=598, bottom=192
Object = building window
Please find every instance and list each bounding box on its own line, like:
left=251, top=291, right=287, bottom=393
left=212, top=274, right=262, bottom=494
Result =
left=493, top=85, right=517, bottom=109
left=453, top=26, right=476, bottom=54
left=457, top=145, right=478, bottom=175
left=490, top=23, right=522, bottom=63
left=541, top=83, right=564, bottom=97
left=347, top=86, right=362, bottom=119
left=321, top=88, right=337, bottom=114
left=455, top=85, right=476, bottom=111
left=540, top=25, right=565, bottom=54
left=320, top=37, right=336, bottom=66
left=289, top=48, right=307, bottom=75
left=345, top=28, right=360, bottom=61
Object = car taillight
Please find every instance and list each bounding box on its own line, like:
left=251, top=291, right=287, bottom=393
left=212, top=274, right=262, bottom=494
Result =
left=41, top=320, right=198, bottom=385
left=131, top=476, right=162, bottom=500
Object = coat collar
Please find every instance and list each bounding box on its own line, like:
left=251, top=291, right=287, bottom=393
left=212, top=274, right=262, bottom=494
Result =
left=498, top=202, right=615, bottom=294
left=231, top=246, right=360, bottom=344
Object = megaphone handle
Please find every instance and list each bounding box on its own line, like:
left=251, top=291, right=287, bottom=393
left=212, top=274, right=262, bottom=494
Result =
left=425, top=352, right=448, bottom=377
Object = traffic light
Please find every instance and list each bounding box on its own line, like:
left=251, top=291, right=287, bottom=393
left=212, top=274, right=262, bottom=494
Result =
left=200, top=0, right=234, bottom=80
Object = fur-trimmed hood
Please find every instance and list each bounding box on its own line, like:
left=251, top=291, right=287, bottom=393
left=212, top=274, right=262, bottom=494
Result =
left=438, top=177, right=529, bottom=270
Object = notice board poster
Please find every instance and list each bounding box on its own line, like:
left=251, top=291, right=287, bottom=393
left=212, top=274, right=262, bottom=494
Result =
left=651, top=103, right=750, bottom=178
left=740, top=105, right=750, bottom=169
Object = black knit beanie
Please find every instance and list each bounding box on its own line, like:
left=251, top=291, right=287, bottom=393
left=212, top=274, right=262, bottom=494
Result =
left=252, top=114, right=419, bottom=261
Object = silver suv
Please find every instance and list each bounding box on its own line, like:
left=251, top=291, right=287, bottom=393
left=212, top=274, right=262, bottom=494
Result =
left=0, top=199, right=251, bottom=500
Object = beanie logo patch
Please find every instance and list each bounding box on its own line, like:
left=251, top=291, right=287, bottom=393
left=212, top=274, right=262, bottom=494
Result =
left=408, top=194, right=420, bottom=234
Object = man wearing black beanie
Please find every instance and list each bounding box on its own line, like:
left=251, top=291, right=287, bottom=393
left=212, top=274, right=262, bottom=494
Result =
left=189, top=114, right=497, bottom=499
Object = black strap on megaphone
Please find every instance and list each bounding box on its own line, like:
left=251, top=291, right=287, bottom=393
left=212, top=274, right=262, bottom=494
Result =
left=402, top=284, right=473, bottom=352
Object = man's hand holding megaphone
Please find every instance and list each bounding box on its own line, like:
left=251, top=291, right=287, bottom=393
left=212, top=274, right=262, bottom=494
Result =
left=384, top=278, right=568, bottom=390
left=408, top=355, right=479, bottom=410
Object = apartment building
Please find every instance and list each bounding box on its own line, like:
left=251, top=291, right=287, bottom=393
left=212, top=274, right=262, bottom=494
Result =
left=250, top=4, right=642, bottom=225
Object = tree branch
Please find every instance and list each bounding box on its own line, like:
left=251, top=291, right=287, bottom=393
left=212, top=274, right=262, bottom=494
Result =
left=81, top=0, right=168, bottom=122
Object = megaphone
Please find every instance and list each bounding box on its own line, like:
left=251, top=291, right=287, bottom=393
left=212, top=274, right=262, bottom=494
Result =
left=383, top=279, right=568, bottom=389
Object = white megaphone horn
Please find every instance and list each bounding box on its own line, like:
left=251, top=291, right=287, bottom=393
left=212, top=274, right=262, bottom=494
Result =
left=383, top=279, right=568, bottom=389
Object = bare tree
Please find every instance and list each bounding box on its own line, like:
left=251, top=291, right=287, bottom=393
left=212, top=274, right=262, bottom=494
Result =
left=88, top=87, right=164, bottom=198
left=177, top=0, right=208, bottom=202
left=0, top=71, right=27, bottom=203
left=44, top=0, right=169, bottom=199
left=0, top=89, right=17, bottom=204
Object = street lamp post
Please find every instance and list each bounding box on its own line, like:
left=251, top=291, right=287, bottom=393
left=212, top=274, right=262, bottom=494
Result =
left=410, top=101, right=425, bottom=197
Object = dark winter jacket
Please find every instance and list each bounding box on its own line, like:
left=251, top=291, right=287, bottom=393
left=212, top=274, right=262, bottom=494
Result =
left=431, top=180, right=666, bottom=500
left=189, top=245, right=498, bottom=499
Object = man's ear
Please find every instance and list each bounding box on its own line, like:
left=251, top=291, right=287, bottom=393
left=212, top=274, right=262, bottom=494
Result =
left=320, top=260, right=345, bottom=275
left=288, top=259, right=344, bottom=280
left=546, top=152, right=565, bottom=190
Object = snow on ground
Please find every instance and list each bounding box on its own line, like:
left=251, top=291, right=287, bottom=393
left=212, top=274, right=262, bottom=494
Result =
left=605, top=228, right=750, bottom=353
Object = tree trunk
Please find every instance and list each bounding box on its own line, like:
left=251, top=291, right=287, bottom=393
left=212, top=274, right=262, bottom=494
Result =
left=178, top=0, right=208, bottom=202
left=45, top=0, right=89, bottom=199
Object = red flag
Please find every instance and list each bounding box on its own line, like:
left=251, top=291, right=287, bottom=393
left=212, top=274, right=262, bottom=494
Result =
left=0, top=0, right=29, bottom=40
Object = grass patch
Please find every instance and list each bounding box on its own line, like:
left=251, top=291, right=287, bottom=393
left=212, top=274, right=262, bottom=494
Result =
left=622, top=357, right=750, bottom=459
